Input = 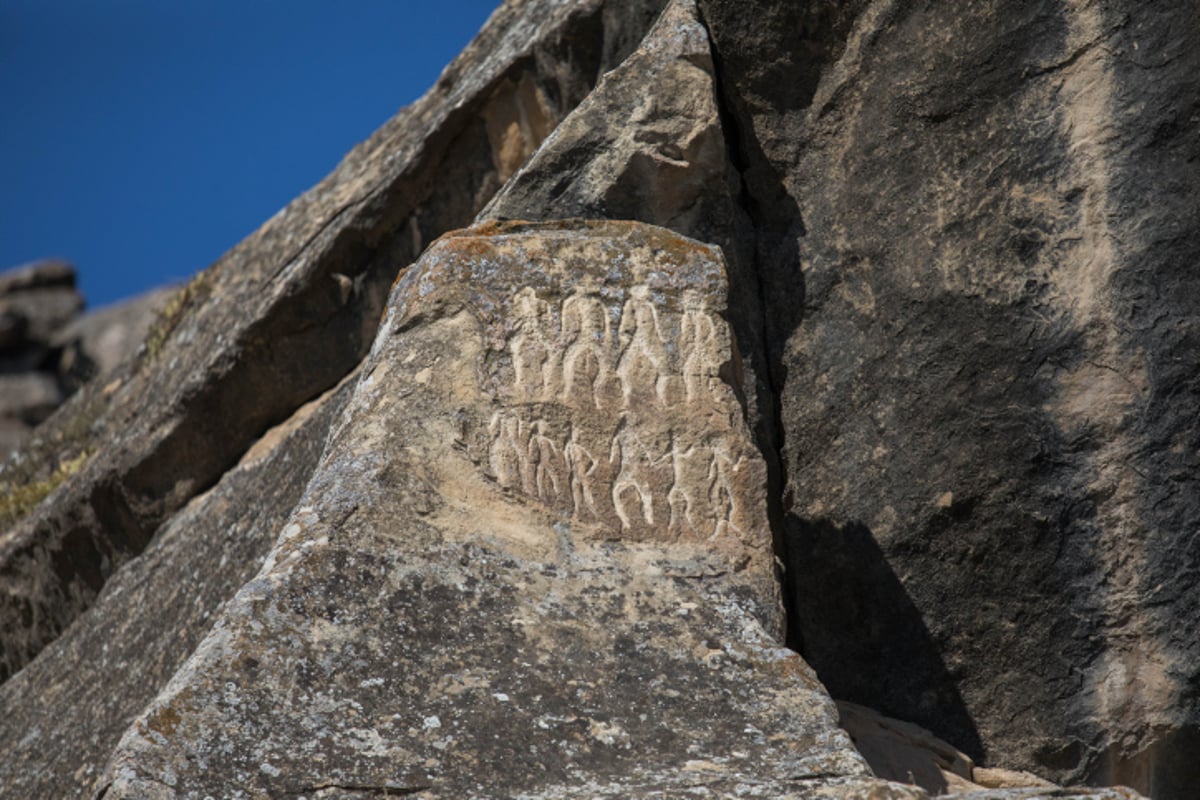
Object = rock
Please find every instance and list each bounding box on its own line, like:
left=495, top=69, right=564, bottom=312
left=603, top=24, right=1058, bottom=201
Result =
left=972, top=768, right=1059, bottom=791
left=481, top=0, right=776, bottom=473
left=0, top=0, right=669, bottom=682
left=53, top=285, right=176, bottom=389
left=698, top=0, right=1200, bottom=796
left=0, top=376, right=354, bottom=798
left=0, top=259, right=76, bottom=294
left=0, top=373, right=63, bottom=425
left=0, top=260, right=83, bottom=352
left=95, top=221, right=900, bottom=799
left=838, top=700, right=975, bottom=795
left=0, top=0, right=1189, bottom=797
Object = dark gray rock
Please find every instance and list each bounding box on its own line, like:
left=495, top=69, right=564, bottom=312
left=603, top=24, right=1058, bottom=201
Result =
left=698, top=0, right=1200, bottom=796
left=0, top=376, right=354, bottom=798
left=0, top=260, right=84, bottom=354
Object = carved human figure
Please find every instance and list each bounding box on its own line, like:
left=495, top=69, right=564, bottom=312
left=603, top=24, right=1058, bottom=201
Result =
left=528, top=419, right=565, bottom=504
left=707, top=448, right=745, bottom=540
left=609, top=422, right=668, bottom=531
left=616, top=286, right=673, bottom=405
left=665, top=432, right=704, bottom=540
left=509, top=288, right=558, bottom=400
left=563, top=424, right=601, bottom=520
left=680, top=304, right=722, bottom=404
left=488, top=410, right=531, bottom=492
left=560, top=293, right=615, bottom=408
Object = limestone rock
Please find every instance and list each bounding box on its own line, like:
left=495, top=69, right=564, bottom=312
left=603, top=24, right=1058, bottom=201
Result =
left=0, top=0, right=668, bottom=682
left=54, top=285, right=175, bottom=390
left=95, top=221, right=901, bottom=799
left=0, top=377, right=354, bottom=798
left=481, top=0, right=776, bottom=477
left=0, top=259, right=81, bottom=351
left=699, top=0, right=1200, bottom=796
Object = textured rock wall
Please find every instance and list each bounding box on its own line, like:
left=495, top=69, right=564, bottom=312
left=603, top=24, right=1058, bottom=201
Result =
left=97, top=221, right=908, bottom=800
left=698, top=0, right=1200, bottom=796
left=0, top=0, right=1192, bottom=797
left=0, top=0, right=669, bottom=683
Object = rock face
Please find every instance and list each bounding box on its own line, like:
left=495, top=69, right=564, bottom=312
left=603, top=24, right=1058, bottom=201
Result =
left=0, top=0, right=669, bottom=683
left=0, top=378, right=355, bottom=798
left=697, top=0, right=1200, bottom=796
left=98, top=221, right=898, bottom=800
left=0, top=260, right=82, bottom=455
left=0, top=0, right=1193, bottom=798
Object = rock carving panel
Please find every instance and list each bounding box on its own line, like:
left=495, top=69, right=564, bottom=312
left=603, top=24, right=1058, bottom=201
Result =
left=478, top=276, right=756, bottom=549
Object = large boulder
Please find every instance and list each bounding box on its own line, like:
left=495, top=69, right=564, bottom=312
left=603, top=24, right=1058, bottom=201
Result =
left=97, top=220, right=918, bottom=799
left=698, top=0, right=1200, bottom=795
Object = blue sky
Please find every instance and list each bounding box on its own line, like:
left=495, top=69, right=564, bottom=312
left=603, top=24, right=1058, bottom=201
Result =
left=1, top=1, right=498, bottom=308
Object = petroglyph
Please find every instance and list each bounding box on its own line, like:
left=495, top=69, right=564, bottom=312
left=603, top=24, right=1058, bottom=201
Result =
left=383, top=221, right=771, bottom=586
left=616, top=286, right=678, bottom=405
left=560, top=293, right=617, bottom=408
left=495, top=284, right=730, bottom=412
left=509, top=287, right=559, bottom=402
left=474, top=269, right=765, bottom=547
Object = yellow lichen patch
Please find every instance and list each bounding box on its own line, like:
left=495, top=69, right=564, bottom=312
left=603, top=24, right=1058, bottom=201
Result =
left=0, top=449, right=91, bottom=531
left=142, top=269, right=213, bottom=363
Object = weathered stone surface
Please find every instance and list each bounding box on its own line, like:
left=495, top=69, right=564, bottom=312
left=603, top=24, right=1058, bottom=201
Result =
left=699, top=0, right=1200, bottom=796
left=94, top=221, right=901, bottom=799
left=0, top=259, right=84, bottom=359
left=0, top=376, right=353, bottom=798
left=54, top=285, right=175, bottom=389
left=0, top=0, right=669, bottom=682
left=481, top=0, right=780, bottom=496
left=0, top=373, right=63, bottom=424
left=838, top=700, right=976, bottom=795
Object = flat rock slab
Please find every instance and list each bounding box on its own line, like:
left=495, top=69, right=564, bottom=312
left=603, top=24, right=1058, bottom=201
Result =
left=98, top=221, right=914, bottom=798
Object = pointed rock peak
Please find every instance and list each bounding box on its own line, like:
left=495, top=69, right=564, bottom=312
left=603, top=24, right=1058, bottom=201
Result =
left=481, top=0, right=738, bottom=245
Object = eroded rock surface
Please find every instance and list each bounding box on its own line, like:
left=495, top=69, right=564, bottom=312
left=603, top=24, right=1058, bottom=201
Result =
left=96, top=221, right=907, bottom=799
left=698, top=0, right=1200, bottom=795
left=0, top=0, right=670, bottom=682
left=0, top=377, right=354, bottom=798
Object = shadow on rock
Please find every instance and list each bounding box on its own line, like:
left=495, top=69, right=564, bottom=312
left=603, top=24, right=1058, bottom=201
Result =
left=785, top=514, right=985, bottom=761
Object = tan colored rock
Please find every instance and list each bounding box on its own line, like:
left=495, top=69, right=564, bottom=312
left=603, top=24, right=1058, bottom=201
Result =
left=482, top=0, right=772, bottom=447
left=838, top=700, right=974, bottom=794
left=971, top=767, right=1059, bottom=790
left=95, top=222, right=915, bottom=799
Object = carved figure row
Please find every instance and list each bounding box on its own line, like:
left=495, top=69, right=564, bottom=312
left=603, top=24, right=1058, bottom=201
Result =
left=506, top=287, right=726, bottom=409
left=486, top=409, right=746, bottom=542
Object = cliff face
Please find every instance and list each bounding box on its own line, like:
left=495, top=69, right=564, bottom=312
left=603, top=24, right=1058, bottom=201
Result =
left=0, top=1, right=1195, bottom=798
left=697, top=1, right=1199, bottom=794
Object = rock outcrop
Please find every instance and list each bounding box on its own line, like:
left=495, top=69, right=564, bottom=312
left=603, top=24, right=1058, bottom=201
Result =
left=693, top=1, right=1200, bottom=795
left=0, top=260, right=83, bottom=455
left=98, top=220, right=899, bottom=799
left=0, top=0, right=669, bottom=683
left=1, top=0, right=1194, bottom=798
left=0, top=261, right=171, bottom=459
